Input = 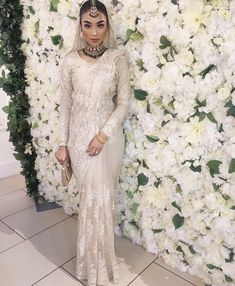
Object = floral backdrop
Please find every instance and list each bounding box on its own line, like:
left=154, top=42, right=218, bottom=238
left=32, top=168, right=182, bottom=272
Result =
left=20, top=0, right=235, bottom=285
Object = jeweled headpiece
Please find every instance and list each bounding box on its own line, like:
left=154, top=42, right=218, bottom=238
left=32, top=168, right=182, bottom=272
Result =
left=89, top=0, right=99, bottom=18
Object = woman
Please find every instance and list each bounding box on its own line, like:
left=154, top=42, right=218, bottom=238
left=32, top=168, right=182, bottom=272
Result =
left=55, top=0, right=131, bottom=285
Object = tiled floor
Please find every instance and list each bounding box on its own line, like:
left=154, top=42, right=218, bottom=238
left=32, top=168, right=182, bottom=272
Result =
left=0, top=174, right=205, bottom=286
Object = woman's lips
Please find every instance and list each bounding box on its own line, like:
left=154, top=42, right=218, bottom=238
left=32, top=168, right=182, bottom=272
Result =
left=91, top=39, right=99, bottom=43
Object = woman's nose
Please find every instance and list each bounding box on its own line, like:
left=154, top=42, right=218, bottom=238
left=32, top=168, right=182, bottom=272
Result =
left=92, top=28, right=98, bottom=36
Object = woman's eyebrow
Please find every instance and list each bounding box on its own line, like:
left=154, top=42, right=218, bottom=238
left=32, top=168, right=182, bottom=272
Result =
left=82, top=20, right=91, bottom=24
left=97, top=20, right=105, bottom=24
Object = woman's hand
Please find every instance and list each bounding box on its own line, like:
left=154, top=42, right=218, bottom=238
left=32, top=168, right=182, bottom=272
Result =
left=55, top=146, right=69, bottom=165
left=87, top=132, right=108, bottom=156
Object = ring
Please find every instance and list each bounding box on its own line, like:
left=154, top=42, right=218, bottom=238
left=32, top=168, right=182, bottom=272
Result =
left=95, top=151, right=98, bottom=154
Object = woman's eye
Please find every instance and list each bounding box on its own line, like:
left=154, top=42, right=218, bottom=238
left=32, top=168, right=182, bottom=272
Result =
left=84, top=24, right=90, bottom=28
left=98, top=24, right=104, bottom=28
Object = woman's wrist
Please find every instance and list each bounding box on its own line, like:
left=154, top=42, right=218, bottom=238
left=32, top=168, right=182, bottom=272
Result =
left=96, top=132, right=108, bottom=144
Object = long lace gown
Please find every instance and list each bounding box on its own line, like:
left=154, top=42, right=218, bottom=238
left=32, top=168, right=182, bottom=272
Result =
left=58, top=48, right=131, bottom=286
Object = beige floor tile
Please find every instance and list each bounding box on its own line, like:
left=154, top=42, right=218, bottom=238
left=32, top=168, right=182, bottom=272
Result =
left=0, top=221, right=24, bottom=253
left=130, top=263, right=192, bottom=286
left=0, top=174, right=26, bottom=196
left=0, top=218, right=77, bottom=286
left=0, top=189, right=34, bottom=219
left=29, top=218, right=77, bottom=267
left=33, top=268, right=83, bottom=286
left=2, top=205, right=70, bottom=239
left=62, top=235, right=157, bottom=286
left=155, top=258, right=204, bottom=286
left=0, top=240, right=58, bottom=286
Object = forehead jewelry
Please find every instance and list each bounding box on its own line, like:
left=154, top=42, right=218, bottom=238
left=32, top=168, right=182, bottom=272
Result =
left=89, top=0, right=99, bottom=18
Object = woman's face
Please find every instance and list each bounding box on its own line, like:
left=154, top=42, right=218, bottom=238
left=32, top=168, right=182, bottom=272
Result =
left=80, top=11, right=108, bottom=47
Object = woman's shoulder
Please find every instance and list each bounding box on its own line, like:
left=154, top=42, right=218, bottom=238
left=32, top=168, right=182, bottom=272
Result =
left=106, top=48, right=129, bottom=63
left=59, top=51, right=78, bottom=67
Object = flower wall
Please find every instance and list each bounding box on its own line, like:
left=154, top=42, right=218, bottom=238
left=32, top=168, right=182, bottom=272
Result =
left=21, top=0, right=235, bottom=285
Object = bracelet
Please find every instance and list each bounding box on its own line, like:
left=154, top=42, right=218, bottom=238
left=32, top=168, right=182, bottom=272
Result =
left=96, top=133, right=107, bottom=144
left=58, top=145, right=67, bottom=149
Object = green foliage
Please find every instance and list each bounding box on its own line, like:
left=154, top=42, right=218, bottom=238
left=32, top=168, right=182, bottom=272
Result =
left=225, top=100, right=235, bottom=117
left=0, top=0, right=39, bottom=197
left=199, top=64, right=217, bottom=79
left=134, top=89, right=148, bottom=101
left=228, top=158, right=235, bottom=174
left=50, top=0, right=59, bottom=12
left=146, top=135, right=160, bottom=143
left=207, top=160, right=222, bottom=177
left=172, top=214, right=184, bottom=229
left=137, top=173, right=149, bottom=186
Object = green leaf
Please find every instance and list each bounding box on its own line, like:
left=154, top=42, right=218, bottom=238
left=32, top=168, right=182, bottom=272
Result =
left=171, top=201, right=181, bottom=212
left=132, top=203, right=139, bottom=214
left=207, top=112, right=217, bottom=124
left=199, top=64, right=216, bottom=79
left=146, top=135, right=160, bottom=143
left=126, top=28, right=135, bottom=42
left=231, top=206, right=235, bottom=210
left=2, top=105, right=9, bottom=114
left=228, top=158, right=235, bottom=173
left=176, top=184, right=182, bottom=194
left=32, top=122, right=39, bottom=129
left=34, top=20, right=40, bottom=35
left=152, top=229, right=164, bottom=233
left=137, top=173, right=149, bottom=186
left=127, top=191, right=134, bottom=199
left=225, top=275, right=233, bottom=283
left=196, top=98, right=206, bottom=107
left=0, top=78, right=4, bottom=88
left=50, top=0, right=59, bottom=12
left=28, top=6, right=35, bottom=14
left=172, top=214, right=184, bottom=229
left=130, top=31, right=144, bottom=42
left=225, top=100, right=235, bottom=117
left=176, top=246, right=184, bottom=253
left=225, top=249, right=234, bottom=262
left=207, top=160, right=222, bottom=177
left=188, top=245, right=196, bottom=254
left=134, top=89, right=148, bottom=101
left=67, top=16, right=77, bottom=21
left=51, top=35, right=63, bottom=46
left=160, top=35, right=172, bottom=48
left=129, top=219, right=139, bottom=230
left=206, top=264, right=222, bottom=271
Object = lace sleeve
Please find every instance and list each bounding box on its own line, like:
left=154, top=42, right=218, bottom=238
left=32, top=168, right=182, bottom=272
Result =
left=58, top=56, right=73, bottom=146
left=100, top=52, right=131, bottom=138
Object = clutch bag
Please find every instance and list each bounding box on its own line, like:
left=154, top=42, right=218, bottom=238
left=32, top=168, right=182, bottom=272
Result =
left=61, top=157, right=72, bottom=187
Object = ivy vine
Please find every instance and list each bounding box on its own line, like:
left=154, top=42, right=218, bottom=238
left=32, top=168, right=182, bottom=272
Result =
left=0, top=0, right=39, bottom=197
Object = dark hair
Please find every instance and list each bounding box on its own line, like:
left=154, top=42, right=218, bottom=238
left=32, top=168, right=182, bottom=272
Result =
left=80, top=0, right=109, bottom=23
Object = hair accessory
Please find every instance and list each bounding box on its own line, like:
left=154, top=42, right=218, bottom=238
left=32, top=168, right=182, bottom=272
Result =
left=89, top=0, right=99, bottom=18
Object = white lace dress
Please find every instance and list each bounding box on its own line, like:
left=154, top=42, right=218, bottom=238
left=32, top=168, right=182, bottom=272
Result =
left=58, top=48, right=131, bottom=286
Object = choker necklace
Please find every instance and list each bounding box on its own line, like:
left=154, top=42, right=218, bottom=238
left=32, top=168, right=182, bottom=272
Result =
left=83, top=44, right=107, bottom=58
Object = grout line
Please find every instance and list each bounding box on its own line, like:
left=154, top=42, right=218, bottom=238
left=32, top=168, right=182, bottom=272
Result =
left=0, top=239, right=26, bottom=255
left=154, top=262, right=196, bottom=286
left=31, top=255, right=79, bottom=286
left=0, top=187, right=26, bottom=198
left=27, top=216, right=73, bottom=240
left=0, top=204, right=35, bottom=220
left=31, top=267, right=60, bottom=285
left=0, top=220, right=26, bottom=241
left=0, top=216, right=74, bottom=256
left=127, top=260, right=156, bottom=286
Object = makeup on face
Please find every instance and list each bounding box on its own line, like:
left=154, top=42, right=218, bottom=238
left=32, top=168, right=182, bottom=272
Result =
left=80, top=11, right=108, bottom=47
